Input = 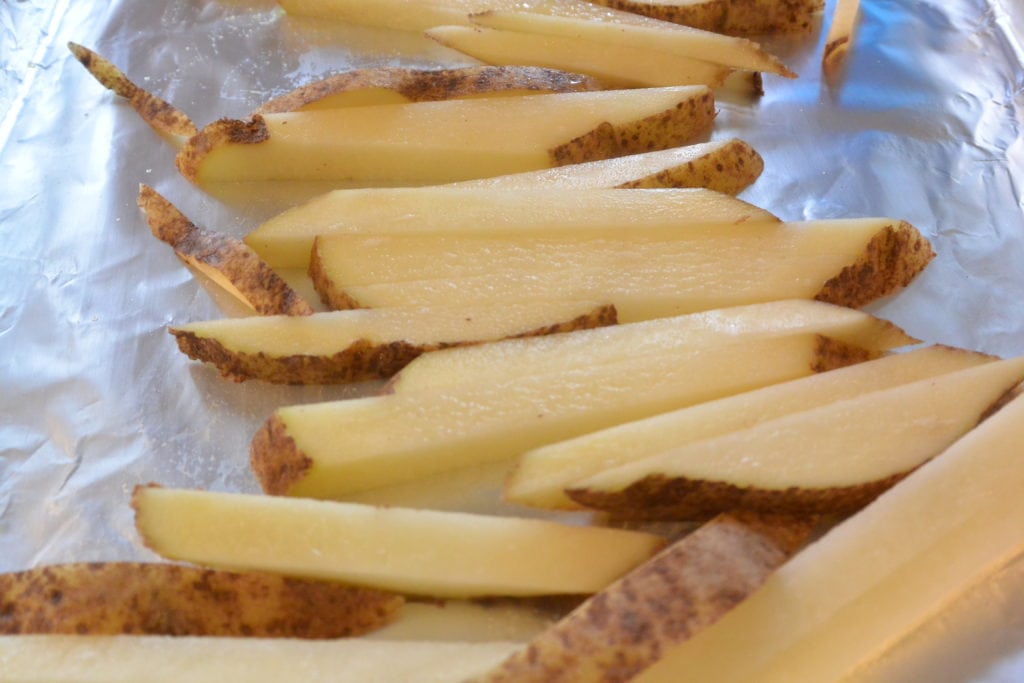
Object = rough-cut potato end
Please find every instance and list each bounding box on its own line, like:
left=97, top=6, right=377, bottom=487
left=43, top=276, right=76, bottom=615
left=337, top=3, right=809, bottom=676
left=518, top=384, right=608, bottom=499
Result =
left=68, top=42, right=198, bottom=140
left=257, top=65, right=602, bottom=113
left=137, top=185, right=313, bottom=316
left=822, top=0, right=860, bottom=81
left=568, top=473, right=906, bottom=521
left=549, top=88, right=714, bottom=165
left=615, top=139, right=763, bottom=194
left=468, top=512, right=813, bottom=683
left=251, top=414, right=312, bottom=495
left=0, top=560, right=401, bottom=638
left=175, top=116, right=270, bottom=184
left=169, top=304, right=617, bottom=384
left=813, top=221, right=934, bottom=308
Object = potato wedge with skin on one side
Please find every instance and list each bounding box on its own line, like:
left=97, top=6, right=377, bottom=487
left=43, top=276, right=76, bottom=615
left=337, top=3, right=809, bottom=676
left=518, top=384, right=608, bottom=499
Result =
left=137, top=185, right=313, bottom=316
left=631, top=391, right=1024, bottom=683
left=175, top=86, right=715, bottom=184
left=306, top=218, right=934, bottom=322
left=250, top=302, right=914, bottom=499
left=588, top=0, right=824, bottom=35
left=0, top=562, right=401, bottom=637
left=467, top=512, right=814, bottom=683
left=133, top=487, right=665, bottom=599
left=170, top=301, right=616, bottom=384
left=450, top=139, right=765, bottom=194
left=0, top=636, right=522, bottom=683
left=257, top=65, right=602, bottom=113
left=822, top=0, right=860, bottom=82
left=566, top=356, right=1024, bottom=520
left=248, top=186, right=776, bottom=270
left=507, top=345, right=995, bottom=510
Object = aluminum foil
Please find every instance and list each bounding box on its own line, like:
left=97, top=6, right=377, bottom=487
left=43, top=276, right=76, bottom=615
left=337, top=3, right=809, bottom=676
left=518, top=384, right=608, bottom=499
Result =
left=1, top=0, right=1023, bottom=678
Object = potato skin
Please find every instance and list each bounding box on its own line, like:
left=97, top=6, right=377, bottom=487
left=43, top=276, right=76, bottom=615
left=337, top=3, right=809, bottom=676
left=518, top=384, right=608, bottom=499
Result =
left=0, top=562, right=402, bottom=637
left=590, top=0, right=823, bottom=35
left=257, top=65, right=603, bottom=113
left=614, top=138, right=763, bottom=194
left=466, top=512, right=814, bottom=683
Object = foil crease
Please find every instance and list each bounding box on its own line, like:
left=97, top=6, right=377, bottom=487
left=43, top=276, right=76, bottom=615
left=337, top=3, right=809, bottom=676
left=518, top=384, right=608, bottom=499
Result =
left=0, top=0, right=1022, bottom=679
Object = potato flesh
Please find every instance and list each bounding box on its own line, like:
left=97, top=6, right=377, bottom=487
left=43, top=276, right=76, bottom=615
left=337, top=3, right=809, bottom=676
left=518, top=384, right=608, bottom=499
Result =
left=310, top=218, right=905, bottom=320
left=194, top=86, right=710, bottom=184
left=472, top=10, right=792, bottom=76
left=172, top=301, right=611, bottom=356
left=249, top=187, right=775, bottom=269
left=508, top=345, right=993, bottom=509
left=578, top=356, right=1024, bottom=492
left=426, top=25, right=731, bottom=88
left=0, top=636, right=519, bottom=683
left=388, top=300, right=914, bottom=393
left=272, top=332, right=866, bottom=498
left=133, top=488, right=663, bottom=598
left=631, top=393, right=1024, bottom=683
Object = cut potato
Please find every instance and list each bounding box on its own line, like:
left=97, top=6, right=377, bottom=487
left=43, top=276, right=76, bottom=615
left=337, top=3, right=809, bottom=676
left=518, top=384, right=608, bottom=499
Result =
left=822, top=0, right=860, bottom=81
left=588, top=0, right=824, bottom=35
left=0, top=636, right=520, bottom=683
left=387, top=300, right=915, bottom=394
left=257, top=65, right=602, bottom=113
left=471, top=10, right=794, bottom=77
left=176, top=86, right=714, bottom=184
left=307, top=218, right=933, bottom=321
left=0, top=562, right=400, bottom=637
left=451, top=139, right=764, bottom=194
left=170, top=301, right=616, bottom=384
left=138, top=185, right=313, bottom=316
left=630, top=392, right=1024, bottom=683
left=567, top=355, right=1024, bottom=519
left=68, top=42, right=197, bottom=142
left=251, top=328, right=892, bottom=499
left=426, top=25, right=732, bottom=89
left=133, top=487, right=664, bottom=598
left=467, top=512, right=813, bottom=683
left=249, top=186, right=775, bottom=270
left=507, top=345, right=994, bottom=510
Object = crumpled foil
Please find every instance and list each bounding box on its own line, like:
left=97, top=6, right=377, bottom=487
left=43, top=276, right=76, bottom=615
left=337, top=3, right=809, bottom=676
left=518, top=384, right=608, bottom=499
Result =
left=0, top=0, right=1022, bottom=678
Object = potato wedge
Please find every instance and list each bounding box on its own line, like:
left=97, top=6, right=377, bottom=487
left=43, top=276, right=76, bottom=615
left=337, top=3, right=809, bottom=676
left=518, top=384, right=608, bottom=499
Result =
left=67, top=42, right=197, bottom=143
left=630, top=392, right=1024, bottom=683
left=588, top=0, right=824, bottom=35
left=507, top=345, right=994, bottom=510
left=250, top=303, right=911, bottom=498
left=386, top=300, right=915, bottom=394
left=306, top=218, right=933, bottom=322
left=138, top=185, right=313, bottom=316
left=426, top=25, right=733, bottom=89
left=471, top=10, right=794, bottom=77
left=567, top=356, right=1024, bottom=519
left=133, top=487, right=664, bottom=598
left=0, top=636, right=521, bottom=683
left=257, top=65, right=601, bottom=113
left=467, top=512, right=814, bottom=683
left=175, top=86, right=715, bottom=184
left=170, top=301, right=616, bottom=384
left=822, top=0, right=860, bottom=81
left=248, top=186, right=775, bottom=270
left=0, top=562, right=401, bottom=637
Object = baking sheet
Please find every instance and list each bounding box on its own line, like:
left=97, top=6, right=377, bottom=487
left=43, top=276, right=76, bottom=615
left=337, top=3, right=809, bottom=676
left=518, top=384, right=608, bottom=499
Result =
left=1, top=0, right=1023, bottom=679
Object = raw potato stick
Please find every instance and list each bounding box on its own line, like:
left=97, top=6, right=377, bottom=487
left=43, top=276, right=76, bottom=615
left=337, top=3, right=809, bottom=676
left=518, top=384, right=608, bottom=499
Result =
left=175, top=86, right=716, bottom=184
left=257, top=65, right=602, bottom=112
left=588, top=0, right=824, bottom=36
left=137, top=185, right=314, bottom=316
left=67, top=42, right=197, bottom=142
left=822, top=0, right=860, bottom=81
left=170, top=302, right=617, bottom=384
left=0, top=562, right=401, bottom=637
left=467, top=512, right=814, bottom=683
left=566, top=356, right=1024, bottom=519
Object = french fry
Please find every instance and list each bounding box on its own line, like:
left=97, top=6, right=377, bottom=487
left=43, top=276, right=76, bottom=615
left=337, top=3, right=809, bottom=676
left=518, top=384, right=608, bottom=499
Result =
left=822, top=0, right=860, bottom=81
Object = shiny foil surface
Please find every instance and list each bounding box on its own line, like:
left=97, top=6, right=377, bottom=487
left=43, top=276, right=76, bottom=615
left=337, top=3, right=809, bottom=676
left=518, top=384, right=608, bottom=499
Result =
left=1, top=0, right=1023, bottom=679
